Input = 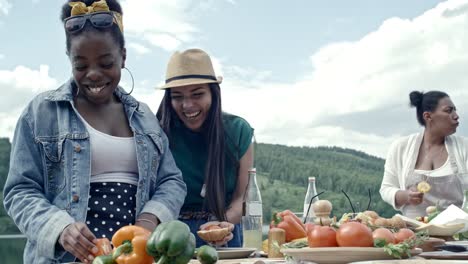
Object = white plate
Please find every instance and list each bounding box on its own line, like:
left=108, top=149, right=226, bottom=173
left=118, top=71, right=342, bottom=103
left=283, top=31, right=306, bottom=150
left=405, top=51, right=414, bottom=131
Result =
left=216, top=247, right=256, bottom=259
left=281, top=247, right=422, bottom=264
left=415, top=223, right=465, bottom=237
left=395, top=214, right=424, bottom=227
left=396, top=214, right=465, bottom=236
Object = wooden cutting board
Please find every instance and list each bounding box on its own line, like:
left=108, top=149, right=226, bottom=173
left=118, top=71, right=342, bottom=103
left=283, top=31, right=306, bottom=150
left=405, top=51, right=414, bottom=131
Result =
left=419, top=237, right=446, bottom=252
left=350, top=260, right=468, bottom=263
left=280, top=247, right=422, bottom=264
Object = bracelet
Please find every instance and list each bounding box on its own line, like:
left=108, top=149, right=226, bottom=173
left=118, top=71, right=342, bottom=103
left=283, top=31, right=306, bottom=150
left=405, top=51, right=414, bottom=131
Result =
left=136, top=218, right=157, bottom=226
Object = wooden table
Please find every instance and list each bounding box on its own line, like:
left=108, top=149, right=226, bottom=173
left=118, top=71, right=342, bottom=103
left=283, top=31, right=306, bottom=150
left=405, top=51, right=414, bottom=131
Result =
left=189, top=257, right=468, bottom=264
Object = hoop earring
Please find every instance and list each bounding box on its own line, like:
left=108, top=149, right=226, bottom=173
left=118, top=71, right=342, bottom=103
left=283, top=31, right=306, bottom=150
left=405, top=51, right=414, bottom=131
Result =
left=121, top=67, right=134, bottom=95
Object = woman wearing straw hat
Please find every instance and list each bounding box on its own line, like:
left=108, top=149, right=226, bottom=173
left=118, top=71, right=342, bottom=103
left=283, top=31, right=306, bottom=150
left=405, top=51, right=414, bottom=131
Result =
left=157, top=48, right=254, bottom=247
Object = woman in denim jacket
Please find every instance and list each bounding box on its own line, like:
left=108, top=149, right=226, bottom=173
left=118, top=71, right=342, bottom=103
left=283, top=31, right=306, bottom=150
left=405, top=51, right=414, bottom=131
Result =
left=2, top=0, right=186, bottom=263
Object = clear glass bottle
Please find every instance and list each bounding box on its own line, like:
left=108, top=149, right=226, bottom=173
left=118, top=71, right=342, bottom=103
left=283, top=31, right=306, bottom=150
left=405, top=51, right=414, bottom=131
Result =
left=459, top=190, right=468, bottom=240
left=303, top=176, right=319, bottom=223
left=463, top=190, right=468, bottom=213
left=242, top=168, right=263, bottom=250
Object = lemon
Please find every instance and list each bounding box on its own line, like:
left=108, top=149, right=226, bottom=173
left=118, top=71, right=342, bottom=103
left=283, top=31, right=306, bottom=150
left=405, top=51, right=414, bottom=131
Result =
left=262, top=239, right=269, bottom=253
left=417, top=181, right=431, bottom=193
left=291, top=237, right=308, bottom=243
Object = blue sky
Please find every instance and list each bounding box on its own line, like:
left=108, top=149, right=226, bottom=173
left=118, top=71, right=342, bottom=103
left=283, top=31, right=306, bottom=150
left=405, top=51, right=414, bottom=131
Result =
left=1, top=0, right=467, bottom=158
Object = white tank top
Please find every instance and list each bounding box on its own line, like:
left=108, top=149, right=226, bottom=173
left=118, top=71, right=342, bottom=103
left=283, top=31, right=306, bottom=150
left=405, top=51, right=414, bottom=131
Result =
left=76, top=112, right=139, bottom=186
left=414, top=157, right=454, bottom=177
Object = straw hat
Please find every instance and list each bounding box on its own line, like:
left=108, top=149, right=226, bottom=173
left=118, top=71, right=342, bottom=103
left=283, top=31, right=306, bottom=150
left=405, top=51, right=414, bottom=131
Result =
left=160, top=48, right=223, bottom=89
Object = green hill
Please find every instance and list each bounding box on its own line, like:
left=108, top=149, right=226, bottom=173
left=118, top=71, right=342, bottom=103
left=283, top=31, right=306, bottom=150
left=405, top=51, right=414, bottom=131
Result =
left=255, top=143, right=395, bottom=223
left=0, top=138, right=396, bottom=234
left=0, top=137, right=19, bottom=234
left=0, top=138, right=10, bottom=190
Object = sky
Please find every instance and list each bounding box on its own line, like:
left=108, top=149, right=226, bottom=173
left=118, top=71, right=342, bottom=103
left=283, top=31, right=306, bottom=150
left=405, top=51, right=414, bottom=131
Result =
left=1, top=0, right=468, bottom=158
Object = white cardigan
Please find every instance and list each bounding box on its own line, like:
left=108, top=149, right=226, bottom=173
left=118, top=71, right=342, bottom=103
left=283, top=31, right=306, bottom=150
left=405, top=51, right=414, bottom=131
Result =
left=379, top=132, right=468, bottom=210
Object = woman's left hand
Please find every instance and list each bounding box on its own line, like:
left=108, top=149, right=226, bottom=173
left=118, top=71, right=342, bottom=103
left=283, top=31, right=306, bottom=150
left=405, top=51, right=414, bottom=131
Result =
left=200, top=221, right=234, bottom=246
left=407, top=187, right=425, bottom=205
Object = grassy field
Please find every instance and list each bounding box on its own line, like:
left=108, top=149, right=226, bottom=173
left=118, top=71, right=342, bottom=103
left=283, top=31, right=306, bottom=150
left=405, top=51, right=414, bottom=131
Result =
left=0, top=237, right=26, bottom=264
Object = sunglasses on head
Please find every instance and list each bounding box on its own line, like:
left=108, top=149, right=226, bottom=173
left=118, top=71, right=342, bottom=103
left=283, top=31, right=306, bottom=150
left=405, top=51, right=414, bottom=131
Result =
left=64, top=11, right=116, bottom=33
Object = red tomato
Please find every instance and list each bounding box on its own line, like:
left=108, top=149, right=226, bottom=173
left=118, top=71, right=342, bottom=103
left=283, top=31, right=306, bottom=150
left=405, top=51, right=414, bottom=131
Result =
left=307, top=225, right=338, bottom=247
left=394, top=228, right=415, bottom=244
left=372, top=228, right=395, bottom=245
left=336, top=222, right=374, bottom=247
left=305, top=223, right=315, bottom=233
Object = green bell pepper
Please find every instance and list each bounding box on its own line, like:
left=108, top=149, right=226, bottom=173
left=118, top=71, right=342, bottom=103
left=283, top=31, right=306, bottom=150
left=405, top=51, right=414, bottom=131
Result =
left=92, top=240, right=134, bottom=264
left=196, top=245, right=218, bottom=264
left=173, top=233, right=196, bottom=264
left=92, top=254, right=115, bottom=264
left=146, top=220, right=194, bottom=264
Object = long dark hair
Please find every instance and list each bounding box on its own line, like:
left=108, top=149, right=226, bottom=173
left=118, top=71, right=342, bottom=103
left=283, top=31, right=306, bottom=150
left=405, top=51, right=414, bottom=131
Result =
left=157, top=83, right=228, bottom=221
left=409, top=90, right=449, bottom=126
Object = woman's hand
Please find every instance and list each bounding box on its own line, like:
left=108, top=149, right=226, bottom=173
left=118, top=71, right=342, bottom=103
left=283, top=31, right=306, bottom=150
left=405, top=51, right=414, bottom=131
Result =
left=58, top=222, right=98, bottom=263
left=395, top=189, right=424, bottom=207
left=135, top=213, right=160, bottom=231
left=407, top=186, right=425, bottom=205
left=200, top=221, right=234, bottom=246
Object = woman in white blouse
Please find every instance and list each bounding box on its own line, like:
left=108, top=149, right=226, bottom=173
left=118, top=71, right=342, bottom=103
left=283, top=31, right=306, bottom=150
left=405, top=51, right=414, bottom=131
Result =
left=380, top=90, right=467, bottom=218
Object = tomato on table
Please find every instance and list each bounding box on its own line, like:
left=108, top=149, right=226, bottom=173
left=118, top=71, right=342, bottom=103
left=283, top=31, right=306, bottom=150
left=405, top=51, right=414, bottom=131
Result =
left=307, top=225, right=338, bottom=247
left=394, top=228, right=415, bottom=244
left=336, top=221, right=373, bottom=247
left=372, top=227, right=395, bottom=245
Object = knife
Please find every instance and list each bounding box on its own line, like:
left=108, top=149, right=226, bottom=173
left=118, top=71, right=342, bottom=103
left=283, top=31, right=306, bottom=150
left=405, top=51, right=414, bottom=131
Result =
left=434, top=244, right=467, bottom=252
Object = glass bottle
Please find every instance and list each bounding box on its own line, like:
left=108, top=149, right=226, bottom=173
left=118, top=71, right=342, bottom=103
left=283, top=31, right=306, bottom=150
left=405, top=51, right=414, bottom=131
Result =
left=242, top=168, right=263, bottom=250
left=463, top=190, right=468, bottom=213
left=459, top=190, right=468, bottom=240
left=303, top=176, right=319, bottom=223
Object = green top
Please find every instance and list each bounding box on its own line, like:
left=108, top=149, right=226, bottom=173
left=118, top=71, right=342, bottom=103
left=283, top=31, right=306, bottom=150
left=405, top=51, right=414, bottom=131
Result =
left=170, top=113, right=254, bottom=212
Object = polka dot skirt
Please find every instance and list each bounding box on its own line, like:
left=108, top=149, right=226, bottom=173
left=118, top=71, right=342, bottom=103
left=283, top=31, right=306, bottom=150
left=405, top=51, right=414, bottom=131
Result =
left=86, top=182, right=137, bottom=239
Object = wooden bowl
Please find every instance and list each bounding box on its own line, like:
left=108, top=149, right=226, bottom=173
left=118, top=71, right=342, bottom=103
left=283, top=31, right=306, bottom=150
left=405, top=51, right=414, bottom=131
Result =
left=197, top=227, right=230, bottom=242
left=418, top=237, right=446, bottom=252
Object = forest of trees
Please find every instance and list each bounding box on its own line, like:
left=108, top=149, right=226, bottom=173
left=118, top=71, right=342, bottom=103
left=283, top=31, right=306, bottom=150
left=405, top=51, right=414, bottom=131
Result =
left=255, top=143, right=396, bottom=223
left=0, top=138, right=396, bottom=235
left=0, top=138, right=20, bottom=234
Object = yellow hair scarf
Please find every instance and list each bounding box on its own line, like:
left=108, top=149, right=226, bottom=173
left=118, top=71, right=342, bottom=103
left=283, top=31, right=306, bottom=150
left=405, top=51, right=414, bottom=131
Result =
left=68, top=0, right=123, bottom=32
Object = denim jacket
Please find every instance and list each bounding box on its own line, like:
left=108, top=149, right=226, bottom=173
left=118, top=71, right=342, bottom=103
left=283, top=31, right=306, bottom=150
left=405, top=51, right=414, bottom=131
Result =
left=3, top=80, right=187, bottom=263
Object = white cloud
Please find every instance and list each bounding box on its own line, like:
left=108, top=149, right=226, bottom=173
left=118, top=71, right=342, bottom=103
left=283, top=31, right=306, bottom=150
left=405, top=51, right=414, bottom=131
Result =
left=134, top=88, right=164, bottom=115
left=0, top=54, right=4, bottom=60
left=298, top=0, right=468, bottom=118
left=0, top=65, right=57, bottom=93
left=128, top=42, right=151, bottom=55
left=121, top=0, right=201, bottom=50
left=259, top=125, right=398, bottom=158
left=144, top=33, right=182, bottom=52
left=0, top=0, right=11, bottom=16
left=217, top=0, right=468, bottom=158
left=0, top=65, right=58, bottom=140
left=3, top=0, right=468, bottom=160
